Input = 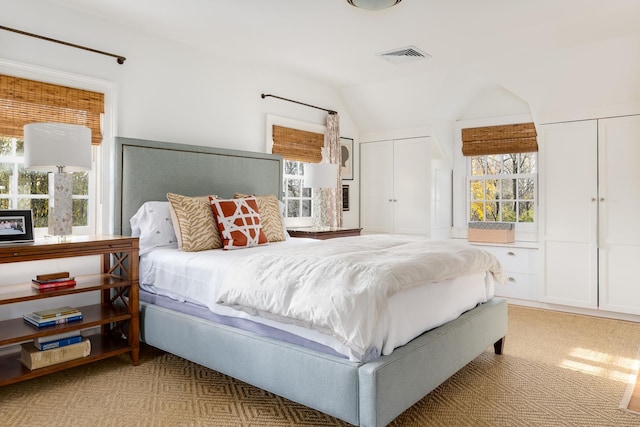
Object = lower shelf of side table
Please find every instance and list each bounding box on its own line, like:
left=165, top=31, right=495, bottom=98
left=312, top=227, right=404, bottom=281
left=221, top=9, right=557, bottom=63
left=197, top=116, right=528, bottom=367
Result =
left=0, top=333, right=132, bottom=386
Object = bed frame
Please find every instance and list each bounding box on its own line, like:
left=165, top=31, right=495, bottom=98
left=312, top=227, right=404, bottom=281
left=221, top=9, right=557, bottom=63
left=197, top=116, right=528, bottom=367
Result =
left=114, top=136, right=508, bottom=427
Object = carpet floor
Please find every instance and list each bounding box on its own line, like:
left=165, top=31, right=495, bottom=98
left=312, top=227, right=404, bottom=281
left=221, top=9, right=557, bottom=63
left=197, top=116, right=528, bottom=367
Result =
left=2, top=305, right=640, bottom=426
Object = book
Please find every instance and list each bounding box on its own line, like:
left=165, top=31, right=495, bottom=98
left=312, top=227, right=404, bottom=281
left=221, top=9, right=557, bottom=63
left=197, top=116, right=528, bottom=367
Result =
left=32, top=281, right=77, bottom=292
left=33, top=335, right=83, bottom=351
left=31, top=306, right=80, bottom=320
left=20, top=338, right=91, bottom=370
left=32, top=276, right=76, bottom=285
left=23, top=312, right=83, bottom=328
left=34, top=330, right=82, bottom=344
left=35, top=271, right=71, bottom=281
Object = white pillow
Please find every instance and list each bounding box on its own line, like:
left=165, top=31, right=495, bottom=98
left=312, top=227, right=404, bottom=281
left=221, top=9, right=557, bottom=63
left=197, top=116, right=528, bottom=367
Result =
left=130, top=201, right=178, bottom=255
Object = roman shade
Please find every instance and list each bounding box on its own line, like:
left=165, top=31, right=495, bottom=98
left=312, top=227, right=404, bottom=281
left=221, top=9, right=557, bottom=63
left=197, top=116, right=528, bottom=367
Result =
left=462, top=123, right=538, bottom=156
left=271, top=125, right=324, bottom=163
left=0, top=74, right=104, bottom=145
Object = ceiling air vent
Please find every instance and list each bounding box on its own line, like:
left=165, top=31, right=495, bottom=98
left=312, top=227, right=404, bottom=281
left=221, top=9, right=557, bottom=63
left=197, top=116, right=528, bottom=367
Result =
left=376, top=45, right=431, bottom=64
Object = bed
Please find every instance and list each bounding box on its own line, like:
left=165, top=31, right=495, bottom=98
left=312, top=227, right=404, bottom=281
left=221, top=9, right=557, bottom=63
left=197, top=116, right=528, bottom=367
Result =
left=114, top=136, right=508, bottom=427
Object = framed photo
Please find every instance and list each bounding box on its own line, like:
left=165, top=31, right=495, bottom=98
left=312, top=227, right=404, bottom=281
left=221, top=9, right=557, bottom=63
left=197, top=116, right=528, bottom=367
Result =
left=0, top=210, right=34, bottom=243
left=340, top=137, right=354, bottom=180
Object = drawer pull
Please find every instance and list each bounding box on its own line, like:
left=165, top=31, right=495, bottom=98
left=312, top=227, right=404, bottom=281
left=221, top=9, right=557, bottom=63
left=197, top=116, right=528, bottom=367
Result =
left=507, top=251, right=516, bottom=256
left=507, top=277, right=517, bottom=283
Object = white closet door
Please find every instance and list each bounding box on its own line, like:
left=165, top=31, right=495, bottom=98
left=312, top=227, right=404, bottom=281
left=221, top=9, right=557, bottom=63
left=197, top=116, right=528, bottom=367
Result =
left=393, top=138, right=430, bottom=235
left=539, top=120, right=598, bottom=308
left=361, top=140, right=394, bottom=233
left=598, top=115, right=640, bottom=314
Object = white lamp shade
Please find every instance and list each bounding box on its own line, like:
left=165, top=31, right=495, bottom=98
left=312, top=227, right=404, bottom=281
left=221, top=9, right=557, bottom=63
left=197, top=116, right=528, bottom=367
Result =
left=304, top=163, right=339, bottom=189
left=347, top=0, right=401, bottom=10
left=24, top=123, right=92, bottom=172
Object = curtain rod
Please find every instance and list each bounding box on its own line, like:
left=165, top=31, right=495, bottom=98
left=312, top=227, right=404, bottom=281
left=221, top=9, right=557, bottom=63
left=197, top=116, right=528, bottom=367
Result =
left=261, top=93, right=337, bottom=115
left=0, top=25, right=126, bottom=64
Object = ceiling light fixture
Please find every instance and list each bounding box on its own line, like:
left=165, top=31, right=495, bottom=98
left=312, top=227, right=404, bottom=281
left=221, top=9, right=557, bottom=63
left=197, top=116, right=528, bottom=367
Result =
left=347, top=0, right=402, bottom=11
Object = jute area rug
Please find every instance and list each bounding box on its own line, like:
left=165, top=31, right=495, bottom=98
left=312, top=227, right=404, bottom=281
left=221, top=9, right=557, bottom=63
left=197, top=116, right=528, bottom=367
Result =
left=2, top=305, right=640, bottom=427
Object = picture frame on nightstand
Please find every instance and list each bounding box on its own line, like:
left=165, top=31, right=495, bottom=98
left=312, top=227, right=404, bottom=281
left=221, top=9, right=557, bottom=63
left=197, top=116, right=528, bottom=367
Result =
left=0, top=210, right=34, bottom=243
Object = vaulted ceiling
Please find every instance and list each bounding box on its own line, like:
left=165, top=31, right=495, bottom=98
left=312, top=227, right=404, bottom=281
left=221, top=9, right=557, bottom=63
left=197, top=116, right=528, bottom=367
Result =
left=47, top=0, right=640, bottom=130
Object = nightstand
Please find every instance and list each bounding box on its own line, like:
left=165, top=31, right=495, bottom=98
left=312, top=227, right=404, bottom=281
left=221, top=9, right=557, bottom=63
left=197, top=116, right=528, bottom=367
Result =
left=287, top=227, right=362, bottom=240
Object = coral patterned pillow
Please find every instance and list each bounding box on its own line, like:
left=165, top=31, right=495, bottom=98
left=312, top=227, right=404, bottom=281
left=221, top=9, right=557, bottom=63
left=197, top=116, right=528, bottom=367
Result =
left=210, top=197, right=268, bottom=250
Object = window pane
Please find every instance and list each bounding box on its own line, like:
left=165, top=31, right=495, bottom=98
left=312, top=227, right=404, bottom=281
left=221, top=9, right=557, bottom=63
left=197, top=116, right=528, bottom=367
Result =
left=518, top=178, right=535, bottom=200
left=470, top=180, right=484, bottom=201
left=287, top=200, right=299, bottom=217
left=15, top=139, right=24, bottom=156
left=73, top=199, right=88, bottom=226
left=486, top=155, right=501, bottom=175
left=470, top=201, right=484, bottom=221
left=287, top=179, right=301, bottom=197
left=284, top=160, right=299, bottom=175
left=518, top=201, right=535, bottom=222
left=19, top=198, right=48, bottom=227
left=302, top=187, right=311, bottom=198
left=471, top=157, right=485, bottom=176
left=485, top=179, right=499, bottom=200
left=503, top=154, right=516, bottom=174
left=301, top=200, right=311, bottom=217
left=19, top=168, right=48, bottom=195
left=519, top=153, right=537, bottom=174
left=0, top=199, right=8, bottom=209
left=485, top=201, right=499, bottom=221
left=501, top=179, right=515, bottom=200
left=0, top=137, right=11, bottom=156
left=501, top=202, right=516, bottom=222
left=0, top=163, right=10, bottom=194
left=72, top=172, right=89, bottom=195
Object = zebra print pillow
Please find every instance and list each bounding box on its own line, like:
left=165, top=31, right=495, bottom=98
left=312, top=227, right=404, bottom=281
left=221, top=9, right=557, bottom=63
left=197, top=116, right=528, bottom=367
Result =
left=166, top=193, right=222, bottom=251
left=234, top=193, right=286, bottom=242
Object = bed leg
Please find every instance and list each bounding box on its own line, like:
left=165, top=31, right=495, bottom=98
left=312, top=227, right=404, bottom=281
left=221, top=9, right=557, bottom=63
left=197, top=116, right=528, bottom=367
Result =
left=493, top=337, right=505, bottom=355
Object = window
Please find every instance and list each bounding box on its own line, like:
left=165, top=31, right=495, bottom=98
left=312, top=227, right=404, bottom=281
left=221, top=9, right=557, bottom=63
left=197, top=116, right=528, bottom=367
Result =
left=283, top=160, right=312, bottom=220
left=0, top=74, right=103, bottom=234
left=0, top=136, right=91, bottom=229
left=468, top=152, right=536, bottom=223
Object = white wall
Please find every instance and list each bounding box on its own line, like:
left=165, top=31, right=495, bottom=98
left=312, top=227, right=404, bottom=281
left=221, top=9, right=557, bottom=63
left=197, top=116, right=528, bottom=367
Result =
left=0, top=0, right=360, bottom=320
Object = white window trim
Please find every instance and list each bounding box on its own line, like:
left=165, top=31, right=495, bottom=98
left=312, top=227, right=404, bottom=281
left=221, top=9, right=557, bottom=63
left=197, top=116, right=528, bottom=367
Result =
left=0, top=59, right=117, bottom=236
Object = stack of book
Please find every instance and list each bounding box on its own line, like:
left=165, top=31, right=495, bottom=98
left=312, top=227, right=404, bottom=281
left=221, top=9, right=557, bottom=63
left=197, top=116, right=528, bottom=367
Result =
left=31, top=271, right=76, bottom=291
left=20, top=336, right=91, bottom=370
left=32, top=330, right=83, bottom=350
left=23, top=306, right=83, bottom=329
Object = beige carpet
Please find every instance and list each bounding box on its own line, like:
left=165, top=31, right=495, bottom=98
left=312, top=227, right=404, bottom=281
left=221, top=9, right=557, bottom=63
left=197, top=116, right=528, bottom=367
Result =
left=2, top=305, right=640, bottom=426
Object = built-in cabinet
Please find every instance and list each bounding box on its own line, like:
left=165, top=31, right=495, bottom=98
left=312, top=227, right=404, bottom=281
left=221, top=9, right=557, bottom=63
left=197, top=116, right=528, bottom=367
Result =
left=360, top=137, right=451, bottom=237
left=473, top=243, right=538, bottom=301
left=539, top=115, right=640, bottom=315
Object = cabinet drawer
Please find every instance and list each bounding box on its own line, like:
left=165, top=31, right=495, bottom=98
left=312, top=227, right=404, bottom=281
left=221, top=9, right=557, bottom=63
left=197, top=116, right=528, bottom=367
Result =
left=478, top=245, right=538, bottom=274
left=494, top=272, right=538, bottom=301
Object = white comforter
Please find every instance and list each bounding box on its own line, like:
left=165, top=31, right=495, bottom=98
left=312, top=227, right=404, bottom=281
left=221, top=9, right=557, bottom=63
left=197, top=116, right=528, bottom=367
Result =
left=218, top=235, right=503, bottom=358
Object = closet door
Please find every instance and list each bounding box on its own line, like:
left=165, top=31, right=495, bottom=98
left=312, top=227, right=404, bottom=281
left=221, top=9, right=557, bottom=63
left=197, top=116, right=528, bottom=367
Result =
left=598, top=115, right=640, bottom=315
left=393, top=138, right=430, bottom=235
left=539, top=120, right=598, bottom=308
left=361, top=140, right=394, bottom=233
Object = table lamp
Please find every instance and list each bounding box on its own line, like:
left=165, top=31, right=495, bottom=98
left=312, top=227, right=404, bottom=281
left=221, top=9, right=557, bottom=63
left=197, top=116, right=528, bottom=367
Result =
left=304, top=162, right=338, bottom=230
left=24, top=123, right=92, bottom=236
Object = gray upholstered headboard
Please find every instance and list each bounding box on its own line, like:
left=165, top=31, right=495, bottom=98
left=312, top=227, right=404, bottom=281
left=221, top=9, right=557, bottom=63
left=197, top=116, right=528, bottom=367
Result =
left=114, top=137, right=283, bottom=236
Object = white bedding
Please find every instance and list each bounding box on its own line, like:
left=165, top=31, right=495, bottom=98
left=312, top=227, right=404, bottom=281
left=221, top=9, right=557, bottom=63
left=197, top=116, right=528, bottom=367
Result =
left=140, top=236, right=501, bottom=362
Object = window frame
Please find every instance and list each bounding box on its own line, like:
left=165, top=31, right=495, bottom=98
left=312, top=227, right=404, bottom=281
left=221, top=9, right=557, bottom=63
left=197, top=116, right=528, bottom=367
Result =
left=466, top=152, right=537, bottom=232
left=0, top=59, right=116, bottom=236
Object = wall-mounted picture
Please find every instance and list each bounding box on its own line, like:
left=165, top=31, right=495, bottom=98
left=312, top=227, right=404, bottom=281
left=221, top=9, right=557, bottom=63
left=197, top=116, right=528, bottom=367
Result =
left=0, top=210, right=34, bottom=243
left=342, top=185, right=350, bottom=211
left=340, top=137, right=354, bottom=180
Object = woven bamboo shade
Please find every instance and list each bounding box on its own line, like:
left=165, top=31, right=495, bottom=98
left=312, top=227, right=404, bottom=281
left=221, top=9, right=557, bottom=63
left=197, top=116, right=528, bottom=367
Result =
left=272, top=125, right=324, bottom=163
left=462, top=123, right=537, bottom=156
left=0, top=74, right=104, bottom=145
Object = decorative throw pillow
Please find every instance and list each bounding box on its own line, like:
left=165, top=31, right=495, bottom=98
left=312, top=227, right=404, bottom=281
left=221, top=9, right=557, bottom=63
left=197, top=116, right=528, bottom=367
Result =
left=166, top=193, right=222, bottom=251
left=234, top=193, right=286, bottom=242
left=210, top=197, right=268, bottom=250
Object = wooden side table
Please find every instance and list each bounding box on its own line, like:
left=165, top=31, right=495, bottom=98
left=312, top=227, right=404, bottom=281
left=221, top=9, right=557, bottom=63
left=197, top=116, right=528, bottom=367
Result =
left=287, top=227, right=362, bottom=240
